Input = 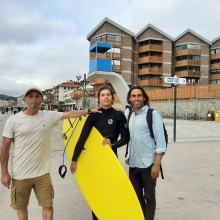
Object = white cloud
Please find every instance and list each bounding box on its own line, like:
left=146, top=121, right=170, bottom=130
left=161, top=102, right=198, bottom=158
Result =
left=0, top=0, right=220, bottom=96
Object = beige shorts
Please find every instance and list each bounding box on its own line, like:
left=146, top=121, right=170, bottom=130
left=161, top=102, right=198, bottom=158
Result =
left=11, top=173, right=54, bottom=210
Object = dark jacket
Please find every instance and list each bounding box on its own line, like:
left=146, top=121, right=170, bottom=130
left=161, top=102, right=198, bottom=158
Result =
left=72, top=107, right=130, bottom=161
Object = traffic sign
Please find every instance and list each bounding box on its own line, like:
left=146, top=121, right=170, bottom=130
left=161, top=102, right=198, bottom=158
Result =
left=164, top=76, right=186, bottom=85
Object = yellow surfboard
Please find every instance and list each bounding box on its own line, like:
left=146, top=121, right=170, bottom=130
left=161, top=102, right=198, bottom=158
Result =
left=63, top=116, right=144, bottom=220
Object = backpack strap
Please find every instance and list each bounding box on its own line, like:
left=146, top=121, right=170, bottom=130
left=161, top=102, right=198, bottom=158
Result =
left=147, top=108, right=155, bottom=141
left=146, top=108, right=164, bottom=179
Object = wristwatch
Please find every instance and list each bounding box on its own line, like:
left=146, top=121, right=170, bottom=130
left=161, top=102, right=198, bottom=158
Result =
left=87, top=108, right=91, bottom=114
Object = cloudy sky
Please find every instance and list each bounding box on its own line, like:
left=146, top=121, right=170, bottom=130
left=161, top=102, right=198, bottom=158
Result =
left=0, top=0, right=219, bottom=96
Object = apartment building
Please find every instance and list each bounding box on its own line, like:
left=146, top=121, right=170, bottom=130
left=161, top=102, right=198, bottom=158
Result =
left=87, top=17, right=219, bottom=90
left=174, top=29, right=210, bottom=85
left=210, top=36, right=220, bottom=84
left=87, top=18, right=136, bottom=91
left=53, top=80, right=78, bottom=105
left=136, top=24, right=173, bottom=89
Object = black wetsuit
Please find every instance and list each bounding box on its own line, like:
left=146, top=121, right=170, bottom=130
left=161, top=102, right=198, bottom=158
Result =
left=72, top=107, right=130, bottom=162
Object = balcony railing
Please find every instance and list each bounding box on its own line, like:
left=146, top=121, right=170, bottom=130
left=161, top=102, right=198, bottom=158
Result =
left=209, top=73, right=220, bottom=80
left=112, top=65, right=121, bottom=73
left=138, top=56, right=163, bottom=64
left=210, top=53, right=220, bottom=60
left=175, top=60, right=201, bottom=67
left=210, top=63, right=220, bottom=70
left=138, top=44, right=163, bottom=53
left=138, top=67, right=163, bottom=75
left=137, top=78, right=162, bottom=87
left=175, top=49, right=201, bottom=56
left=176, top=70, right=200, bottom=78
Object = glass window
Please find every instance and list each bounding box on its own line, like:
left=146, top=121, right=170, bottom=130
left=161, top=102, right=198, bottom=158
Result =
left=107, top=35, right=115, bottom=41
left=112, top=60, right=120, bottom=65
left=97, top=36, right=101, bottom=42
left=176, top=45, right=182, bottom=51
left=210, top=49, right=215, bottom=54
left=115, top=36, right=121, bottom=41
left=113, top=48, right=121, bottom=53
left=189, top=55, right=200, bottom=60
left=187, top=44, right=201, bottom=50
left=102, top=35, right=107, bottom=41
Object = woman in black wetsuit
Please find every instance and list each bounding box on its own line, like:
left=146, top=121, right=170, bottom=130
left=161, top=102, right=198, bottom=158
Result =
left=70, top=85, right=130, bottom=220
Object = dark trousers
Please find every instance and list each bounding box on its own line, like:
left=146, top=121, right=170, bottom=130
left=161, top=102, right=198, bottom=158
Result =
left=129, top=166, right=156, bottom=220
left=92, top=211, right=98, bottom=220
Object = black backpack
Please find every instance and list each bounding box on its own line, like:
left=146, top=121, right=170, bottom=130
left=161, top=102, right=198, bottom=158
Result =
left=125, top=108, right=168, bottom=179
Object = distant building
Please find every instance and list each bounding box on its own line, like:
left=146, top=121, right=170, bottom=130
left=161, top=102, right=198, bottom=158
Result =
left=87, top=17, right=220, bottom=91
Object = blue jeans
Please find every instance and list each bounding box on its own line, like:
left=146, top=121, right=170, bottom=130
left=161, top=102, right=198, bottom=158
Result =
left=129, top=166, right=156, bottom=220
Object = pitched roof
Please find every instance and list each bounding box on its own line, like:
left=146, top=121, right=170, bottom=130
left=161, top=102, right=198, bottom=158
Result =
left=87, top=17, right=136, bottom=40
left=56, top=81, right=79, bottom=88
left=136, top=23, right=174, bottom=41
left=211, top=36, right=220, bottom=44
left=175, top=29, right=211, bottom=45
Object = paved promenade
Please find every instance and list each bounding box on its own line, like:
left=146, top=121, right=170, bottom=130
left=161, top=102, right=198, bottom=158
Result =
left=0, top=112, right=220, bottom=220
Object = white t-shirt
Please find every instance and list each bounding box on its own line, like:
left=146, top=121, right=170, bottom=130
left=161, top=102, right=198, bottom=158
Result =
left=3, top=110, right=63, bottom=180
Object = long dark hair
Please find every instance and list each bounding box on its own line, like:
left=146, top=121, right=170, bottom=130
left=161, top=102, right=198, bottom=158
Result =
left=127, top=86, right=150, bottom=107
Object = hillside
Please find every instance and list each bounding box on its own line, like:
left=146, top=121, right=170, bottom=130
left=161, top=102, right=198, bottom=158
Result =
left=0, top=94, right=15, bottom=100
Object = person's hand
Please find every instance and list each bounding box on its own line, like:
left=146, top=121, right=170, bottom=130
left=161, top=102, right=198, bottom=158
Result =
left=102, top=138, right=112, bottom=148
left=70, top=161, right=77, bottom=174
left=1, top=172, right=11, bottom=189
left=90, top=108, right=102, bottom=113
left=151, top=163, right=160, bottom=179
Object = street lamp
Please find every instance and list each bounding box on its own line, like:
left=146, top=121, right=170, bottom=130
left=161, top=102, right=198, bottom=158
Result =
left=75, top=73, right=94, bottom=109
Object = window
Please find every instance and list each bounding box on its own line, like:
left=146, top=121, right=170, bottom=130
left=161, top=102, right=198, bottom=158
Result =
left=112, top=60, right=120, bottom=65
left=113, top=48, right=121, bottom=53
left=107, top=35, right=115, bottom=41
left=96, top=35, right=121, bottom=43
left=176, top=44, right=201, bottom=51
left=115, top=36, right=121, bottom=42
left=189, top=55, right=200, bottom=60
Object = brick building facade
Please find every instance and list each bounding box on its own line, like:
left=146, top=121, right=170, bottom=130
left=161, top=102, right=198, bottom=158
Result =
left=87, top=17, right=220, bottom=90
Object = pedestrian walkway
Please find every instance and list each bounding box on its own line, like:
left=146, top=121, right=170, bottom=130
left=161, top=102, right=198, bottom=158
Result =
left=0, top=113, right=220, bottom=219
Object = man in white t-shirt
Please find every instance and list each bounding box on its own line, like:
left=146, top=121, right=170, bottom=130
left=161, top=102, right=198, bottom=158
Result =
left=0, top=87, right=100, bottom=220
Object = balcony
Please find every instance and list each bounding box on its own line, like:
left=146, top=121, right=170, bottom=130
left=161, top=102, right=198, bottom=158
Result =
left=210, top=53, right=220, bottom=60
left=137, top=78, right=162, bottom=87
left=112, top=65, right=121, bottom=73
left=176, top=70, right=200, bottom=78
left=175, top=60, right=201, bottom=67
left=93, top=78, right=108, bottom=84
left=138, top=44, right=163, bottom=53
left=209, top=73, right=220, bottom=80
left=210, top=63, right=220, bottom=70
left=138, top=67, right=163, bottom=75
left=106, top=40, right=121, bottom=47
left=95, top=52, right=121, bottom=60
left=175, top=49, right=201, bottom=56
left=138, top=56, right=163, bottom=64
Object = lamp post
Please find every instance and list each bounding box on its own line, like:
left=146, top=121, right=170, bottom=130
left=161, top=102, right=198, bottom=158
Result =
left=75, top=73, right=94, bottom=109
left=173, top=75, right=178, bottom=142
